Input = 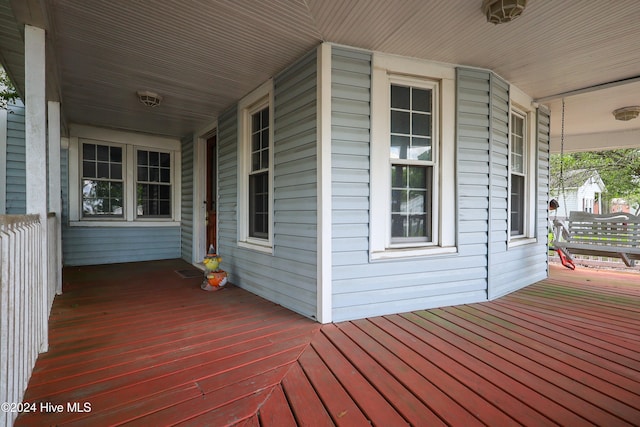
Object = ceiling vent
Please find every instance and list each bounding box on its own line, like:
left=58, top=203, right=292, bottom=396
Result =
left=612, top=106, right=640, bottom=121
left=137, top=90, right=163, bottom=108
left=483, top=0, right=527, bottom=24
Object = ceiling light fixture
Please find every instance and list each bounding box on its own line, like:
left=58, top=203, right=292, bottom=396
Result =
left=483, top=0, right=527, bottom=24
left=612, top=106, right=640, bottom=121
left=137, top=90, right=163, bottom=107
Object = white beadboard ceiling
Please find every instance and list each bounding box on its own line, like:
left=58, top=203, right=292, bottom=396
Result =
left=1, top=0, right=639, bottom=151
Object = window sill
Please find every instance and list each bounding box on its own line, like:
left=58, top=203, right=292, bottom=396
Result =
left=508, top=237, right=537, bottom=248
left=371, top=245, right=457, bottom=261
left=70, top=220, right=180, bottom=227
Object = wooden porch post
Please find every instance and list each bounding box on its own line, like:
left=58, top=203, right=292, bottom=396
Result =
left=24, top=24, right=49, bottom=352
left=48, top=101, right=63, bottom=296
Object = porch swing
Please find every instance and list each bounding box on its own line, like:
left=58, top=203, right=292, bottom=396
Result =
left=550, top=100, right=640, bottom=268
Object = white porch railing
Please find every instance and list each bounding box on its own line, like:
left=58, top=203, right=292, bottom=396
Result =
left=0, top=214, right=55, bottom=427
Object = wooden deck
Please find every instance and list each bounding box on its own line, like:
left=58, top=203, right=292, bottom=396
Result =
left=15, top=259, right=640, bottom=426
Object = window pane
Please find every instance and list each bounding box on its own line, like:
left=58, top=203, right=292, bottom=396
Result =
left=160, top=152, right=170, bottom=167
left=83, top=161, right=95, bottom=178
left=412, top=88, right=431, bottom=112
left=391, top=110, right=410, bottom=134
left=411, top=137, right=431, bottom=161
left=249, top=172, right=269, bottom=238
left=390, top=135, right=410, bottom=159
left=390, top=165, right=432, bottom=241
left=97, top=162, right=109, bottom=178
left=412, top=113, right=430, bottom=137
left=252, top=132, right=261, bottom=152
left=97, top=145, right=109, bottom=161
left=110, top=146, right=122, bottom=163
left=82, top=180, right=123, bottom=217
left=391, top=85, right=410, bottom=109
left=510, top=174, right=525, bottom=235
left=138, top=150, right=148, bottom=165
left=138, top=166, right=148, bottom=181
left=149, top=167, right=159, bottom=182
left=160, top=168, right=170, bottom=183
left=83, top=144, right=96, bottom=160
left=111, top=163, right=122, bottom=180
left=149, top=151, right=159, bottom=166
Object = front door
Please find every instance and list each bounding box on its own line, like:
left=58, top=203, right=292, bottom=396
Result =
left=206, top=135, right=217, bottom=253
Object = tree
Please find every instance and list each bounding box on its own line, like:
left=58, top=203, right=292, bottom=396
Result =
left=1, top=66, right=18, bottom=109
left=550, top=149, right=640, bottom=215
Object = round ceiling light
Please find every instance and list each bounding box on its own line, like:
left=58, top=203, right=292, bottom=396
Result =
left=137, top=90, right=163, bottom=107
left=612, top=106, right=640, bottom=121
left=483, top=0, right=528, bottom=24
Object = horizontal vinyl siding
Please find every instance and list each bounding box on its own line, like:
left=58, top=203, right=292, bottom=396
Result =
left=216, top=49, right=318, bottom=319
left=488, top=76, right=549, bottom=299
left=62, top=226, right=181, bottom=266
left=5, top=102, right=25, bottom=214
left=181, top=134, right=194, bottom=263
left=330, top=54, right=487, bottom=322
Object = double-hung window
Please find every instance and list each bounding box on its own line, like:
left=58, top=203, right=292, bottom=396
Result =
left=390, top=83, right=434, bottom=243
left=370, top=55, right=456, bottom=259
left=82, top=143, right=124, bottom=217
left=249, top=107, right=270, bottom=239
left=509, top=111, right=526, bottom=236
left=136, top=149, right=172, bottom=218
left=238, top=80, right=274, bottom=252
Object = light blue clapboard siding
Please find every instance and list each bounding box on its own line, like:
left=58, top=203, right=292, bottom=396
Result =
left=487, top=74, right=550, bottom=299
left=329, top=53, right=487, bottom=322
left=216, top=48, right=318, bottom=319
left=181, top=134, right=194, bottom=262
left=62, top=226, right=181, bottom=265
left=5, top=101, right=25, bottom=214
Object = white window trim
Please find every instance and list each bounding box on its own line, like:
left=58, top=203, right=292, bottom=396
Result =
left=68, top=125, right=181, bottom=227
left=370, top=54, right=456, bottom=260
left=508, top=87, right=537, bottom=246
left=237, top=79, right=274, bottom=253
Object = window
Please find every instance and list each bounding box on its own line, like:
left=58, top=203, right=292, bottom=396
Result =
left=370, top=55, right=456, bottom=259
left=390, top=84, right=434, bottom=243
left=81, top=143, right=123, bottom=217
left=510, top=111, right=526, bottom=236
left=136, top=150, right=172, bottom=217
left=249, top=107, right=269, bottom=238
left=69, top=127, right=180, bottom=225
left=238, top=80, right=273, bottom=251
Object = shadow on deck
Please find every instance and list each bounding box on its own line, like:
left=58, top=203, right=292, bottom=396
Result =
left=15, top=259, right=640, bottom=426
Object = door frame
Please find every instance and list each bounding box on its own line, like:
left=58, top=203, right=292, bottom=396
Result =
left=193, top=123, right=217, bottom=264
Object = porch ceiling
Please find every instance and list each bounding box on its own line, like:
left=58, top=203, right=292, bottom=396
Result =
left=1, top=0, right=640, bottom=152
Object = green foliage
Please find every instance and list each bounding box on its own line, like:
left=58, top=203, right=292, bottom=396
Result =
left=550, top=149, right=640, bottom=214
left=0, top=66, right=19, bottom=109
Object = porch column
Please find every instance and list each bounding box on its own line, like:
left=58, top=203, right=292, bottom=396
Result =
left=24, top=24, right=49, bottom=351
left=48, top=101, right=62, bottom=295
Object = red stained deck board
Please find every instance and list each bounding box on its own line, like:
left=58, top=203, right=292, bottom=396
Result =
left=60, top=348, right=306, bottom=426
left=437, top=305, right=640, bottom=423
left=308, top=329, right=409, bottom=426
left=257, top=385, right=297, bottom=426
left=280, top=362, right=334, bottom=426
left=24, top=321, right=315, bottom=402
left=30, top=309, right=304, bottom=385
left=460, top=303, right=640, bottom=391
left=358, top=316, right=552, bottom=427
left=490, top=299, right=640, bottom=366
left=125, top=365, right=291, bottom=426
left=414, top=309, right=636, bottom=426
left=297, top=346, right=371, bottom=426
left=326, top=322, right=461, bottom=427
left=396, top=313, right=592, bottom=426
left=494, top=297, right=640, bottom=359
